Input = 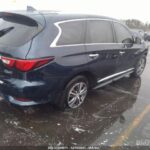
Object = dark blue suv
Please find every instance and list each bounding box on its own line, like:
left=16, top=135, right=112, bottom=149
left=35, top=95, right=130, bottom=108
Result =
left=0, top=10, right=148, bottom=109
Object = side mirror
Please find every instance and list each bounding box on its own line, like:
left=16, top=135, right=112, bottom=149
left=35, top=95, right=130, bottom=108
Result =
left=122, top=38, right=134, bottom=44
left=133, top=36, right=142, bottom=44
left=122, top=38, right=134, bottom=48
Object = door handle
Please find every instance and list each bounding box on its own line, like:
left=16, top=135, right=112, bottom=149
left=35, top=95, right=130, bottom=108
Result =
left=89, top=54, right=99, bottom=59
left=119, top=51, right=125, bottom=55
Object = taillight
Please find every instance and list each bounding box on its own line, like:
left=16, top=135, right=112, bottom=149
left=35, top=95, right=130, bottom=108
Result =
left=1, top=57, right=15, bottom=67
left=1, top=56, right=54, bottom=72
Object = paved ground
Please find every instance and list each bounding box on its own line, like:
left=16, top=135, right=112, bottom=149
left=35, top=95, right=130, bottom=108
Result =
left=0, top=53, right=150, bottom=149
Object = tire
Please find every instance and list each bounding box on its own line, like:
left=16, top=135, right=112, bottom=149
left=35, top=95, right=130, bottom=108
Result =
left=131, top=56, right=146, bottom=78
left=54, top=75, right=89, bottom=110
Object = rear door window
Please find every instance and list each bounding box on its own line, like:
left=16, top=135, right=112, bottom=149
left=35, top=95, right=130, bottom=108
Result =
left=86, top=20, right=114, bottom=44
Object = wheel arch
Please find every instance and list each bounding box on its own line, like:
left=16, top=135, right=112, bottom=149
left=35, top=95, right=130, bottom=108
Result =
left=64, top=71, right=97, bottom=90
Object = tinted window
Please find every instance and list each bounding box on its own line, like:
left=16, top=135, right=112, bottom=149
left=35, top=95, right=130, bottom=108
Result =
left=57, top=21, right=85, bottom=46
left=114, top=22, right=132, bottom=43
left=86, top=20, right=114, bottom=43
left=0, top=17, right=41, bottom=47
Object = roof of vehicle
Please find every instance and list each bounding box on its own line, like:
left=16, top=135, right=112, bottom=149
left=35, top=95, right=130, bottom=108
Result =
left=0, top=10, right=118, bottom=22
left=41, top=10, right=119, bottom=21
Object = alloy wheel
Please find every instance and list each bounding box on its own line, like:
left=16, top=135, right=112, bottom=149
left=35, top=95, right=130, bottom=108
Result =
left=136, top=58, right=146, bottom=76
left=67, top=82, right=88, bottom=109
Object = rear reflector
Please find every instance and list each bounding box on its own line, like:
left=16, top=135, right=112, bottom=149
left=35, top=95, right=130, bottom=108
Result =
left=1, top=56, right=54, bottom=72
left=15, top=97, right=32, bottom=102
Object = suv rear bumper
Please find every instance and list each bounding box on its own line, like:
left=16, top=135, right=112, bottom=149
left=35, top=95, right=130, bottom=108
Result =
left=0, top=78, right=56, bottom=106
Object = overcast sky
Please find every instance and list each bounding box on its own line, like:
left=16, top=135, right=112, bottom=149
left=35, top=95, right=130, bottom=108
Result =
left=0, top=0, right=149, bottom=23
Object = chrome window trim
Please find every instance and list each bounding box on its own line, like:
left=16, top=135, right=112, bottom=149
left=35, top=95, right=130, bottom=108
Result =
left=97, top=68, right=134, bottom=83
left=50, top=18, right=130, bottom=48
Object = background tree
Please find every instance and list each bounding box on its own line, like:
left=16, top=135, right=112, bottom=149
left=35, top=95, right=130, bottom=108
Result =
left=122, top=19, right=150, bottom=32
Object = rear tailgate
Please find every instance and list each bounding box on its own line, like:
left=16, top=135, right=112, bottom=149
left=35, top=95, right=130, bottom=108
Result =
left=0, top=11, right=44, bottom=78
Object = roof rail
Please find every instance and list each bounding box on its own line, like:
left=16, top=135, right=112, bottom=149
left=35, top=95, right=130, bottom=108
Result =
left=27, top=6, right=37, bottom=12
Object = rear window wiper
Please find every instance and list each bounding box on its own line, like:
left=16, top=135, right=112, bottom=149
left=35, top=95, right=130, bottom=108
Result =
left=0, top=26, right=14, bottom=37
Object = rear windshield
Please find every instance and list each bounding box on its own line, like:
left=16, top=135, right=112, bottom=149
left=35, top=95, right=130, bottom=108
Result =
left=0, top=14, right=42, bottom=47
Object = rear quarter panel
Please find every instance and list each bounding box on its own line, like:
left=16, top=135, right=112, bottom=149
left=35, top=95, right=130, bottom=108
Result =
left=26, top=15, right=90, bottom=89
